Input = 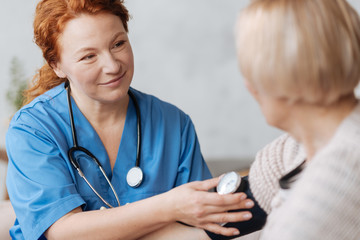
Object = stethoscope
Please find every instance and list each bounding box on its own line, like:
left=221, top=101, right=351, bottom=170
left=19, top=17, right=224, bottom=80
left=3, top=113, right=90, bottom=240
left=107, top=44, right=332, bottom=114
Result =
left=65, top=82, right=143, bottom=208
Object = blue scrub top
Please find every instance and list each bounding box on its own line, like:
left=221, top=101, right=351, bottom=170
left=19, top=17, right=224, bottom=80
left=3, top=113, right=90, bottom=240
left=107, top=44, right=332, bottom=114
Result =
left=6, top=83, right=212, bottom=240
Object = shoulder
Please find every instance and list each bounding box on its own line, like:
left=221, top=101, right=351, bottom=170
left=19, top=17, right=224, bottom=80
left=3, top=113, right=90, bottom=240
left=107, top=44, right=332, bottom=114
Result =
left=7, top=84, right=67, bottom=139
left=314, top=102, right=360, bottom=174
left=310, top=104, right=360, bottom=183
left=330, top=102, right=360, bottom=153
left=11, top=84, right=66, bottom=122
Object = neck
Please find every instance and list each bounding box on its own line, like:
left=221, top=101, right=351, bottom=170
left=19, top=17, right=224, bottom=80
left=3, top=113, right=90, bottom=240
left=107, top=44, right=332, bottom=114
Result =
left=70, top=91, right=129, bottom=128
left=281, top=95, right=357, bottom=160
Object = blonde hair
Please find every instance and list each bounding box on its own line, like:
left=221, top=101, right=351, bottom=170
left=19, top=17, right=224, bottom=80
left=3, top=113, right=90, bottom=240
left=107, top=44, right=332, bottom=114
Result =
left=236, top=0, right=360, bottom=104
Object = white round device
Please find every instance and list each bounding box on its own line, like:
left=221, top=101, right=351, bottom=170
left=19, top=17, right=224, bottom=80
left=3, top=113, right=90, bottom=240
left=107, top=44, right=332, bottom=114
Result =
left=217, top=171, right=241, bottom=195
left=126, top=166, right=143, bottom=188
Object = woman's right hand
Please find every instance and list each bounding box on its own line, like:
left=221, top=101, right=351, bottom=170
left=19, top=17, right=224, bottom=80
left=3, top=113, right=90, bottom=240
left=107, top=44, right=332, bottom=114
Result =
left=163, top=176, right=254, bottom=237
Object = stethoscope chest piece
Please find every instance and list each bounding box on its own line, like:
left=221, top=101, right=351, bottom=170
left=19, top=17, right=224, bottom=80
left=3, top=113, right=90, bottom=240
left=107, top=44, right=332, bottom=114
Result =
left=126, top=166, right=143, bottom=188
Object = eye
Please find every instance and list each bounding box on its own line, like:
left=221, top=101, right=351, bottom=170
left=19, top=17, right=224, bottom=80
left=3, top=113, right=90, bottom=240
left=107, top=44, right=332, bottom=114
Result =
left=113, top=40, right=126, bottom=49
left=80, top=54, right=96, bottom=61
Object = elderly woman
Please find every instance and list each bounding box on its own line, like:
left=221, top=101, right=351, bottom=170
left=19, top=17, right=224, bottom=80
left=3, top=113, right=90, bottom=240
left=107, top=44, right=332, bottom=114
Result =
left=234, top=0, right=360, bottom=239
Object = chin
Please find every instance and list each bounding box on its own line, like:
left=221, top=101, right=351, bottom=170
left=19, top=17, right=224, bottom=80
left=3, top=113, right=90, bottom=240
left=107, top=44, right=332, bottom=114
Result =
left=263, top=113, right=281, bottom=128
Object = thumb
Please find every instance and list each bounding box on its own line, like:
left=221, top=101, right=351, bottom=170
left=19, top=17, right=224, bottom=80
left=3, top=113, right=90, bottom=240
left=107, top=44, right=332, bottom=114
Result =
left=192, top=177, right=220, bottom=191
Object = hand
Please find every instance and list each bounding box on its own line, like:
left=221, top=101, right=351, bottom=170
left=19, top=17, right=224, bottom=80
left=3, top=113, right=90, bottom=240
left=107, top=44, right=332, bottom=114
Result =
left=164, top=177, right=254, bottom=237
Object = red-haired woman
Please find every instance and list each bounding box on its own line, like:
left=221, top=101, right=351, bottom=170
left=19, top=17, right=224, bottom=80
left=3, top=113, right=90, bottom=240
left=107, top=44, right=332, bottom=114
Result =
left=5, top=0, right=253, bottom=239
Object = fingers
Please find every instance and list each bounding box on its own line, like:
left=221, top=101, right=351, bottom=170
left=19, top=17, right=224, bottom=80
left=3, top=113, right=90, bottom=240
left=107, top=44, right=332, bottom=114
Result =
left=203, top=198, right=254, bottom=214
left=201, top=210, right=253, bottom=225
left=198, top=191, right=250, bottom=207
left=189, top=177, right=220, bottom=191
left=184, top=189, right=254, bottom=216
left=198, top=210, right=253, bottom=237
left=187, top=193, right=254, bottom=226
left=201, top=223, right=241, bottom=237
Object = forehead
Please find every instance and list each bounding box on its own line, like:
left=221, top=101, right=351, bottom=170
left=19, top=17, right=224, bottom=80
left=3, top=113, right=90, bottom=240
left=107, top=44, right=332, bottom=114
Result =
left=58, top=13, right=126, bottom=53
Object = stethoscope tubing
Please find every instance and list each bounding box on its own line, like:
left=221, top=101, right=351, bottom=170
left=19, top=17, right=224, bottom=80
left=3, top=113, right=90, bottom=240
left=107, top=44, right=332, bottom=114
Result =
left=65, top=82, right=142, bottom=208
left=128, top=90, right=142, bottom=168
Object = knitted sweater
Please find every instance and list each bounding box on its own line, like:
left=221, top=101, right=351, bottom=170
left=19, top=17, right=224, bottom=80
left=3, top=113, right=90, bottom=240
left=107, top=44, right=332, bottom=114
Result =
left=249, top=103, right=360, bottom=240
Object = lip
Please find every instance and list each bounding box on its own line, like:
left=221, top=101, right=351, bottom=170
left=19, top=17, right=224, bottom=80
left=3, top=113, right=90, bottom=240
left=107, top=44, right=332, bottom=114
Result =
left=99, top=71, right=126, bottom=86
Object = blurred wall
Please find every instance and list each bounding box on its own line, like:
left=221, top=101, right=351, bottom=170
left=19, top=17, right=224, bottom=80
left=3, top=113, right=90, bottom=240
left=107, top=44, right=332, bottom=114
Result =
left=0, top=0, right=278, bottom=164
left=1, top=0, right=360, bottom=169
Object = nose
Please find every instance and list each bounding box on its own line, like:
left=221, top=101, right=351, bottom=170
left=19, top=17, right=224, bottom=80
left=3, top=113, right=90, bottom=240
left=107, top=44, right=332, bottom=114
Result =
left=102, top=52, right=121, bottom=74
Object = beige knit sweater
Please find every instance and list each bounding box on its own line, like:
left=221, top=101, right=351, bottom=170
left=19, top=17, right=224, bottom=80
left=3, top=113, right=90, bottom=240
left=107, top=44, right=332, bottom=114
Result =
left=249, top=103, right=360, bottom=240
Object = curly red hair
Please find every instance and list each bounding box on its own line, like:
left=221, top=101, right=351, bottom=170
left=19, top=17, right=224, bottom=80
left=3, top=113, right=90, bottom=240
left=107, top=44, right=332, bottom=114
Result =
left=24, top=0, right=130, bottom=105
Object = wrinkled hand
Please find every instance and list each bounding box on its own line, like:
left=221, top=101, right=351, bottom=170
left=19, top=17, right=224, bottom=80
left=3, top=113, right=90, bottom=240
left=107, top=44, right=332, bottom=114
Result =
left=165, top=177, right=254, bottom=237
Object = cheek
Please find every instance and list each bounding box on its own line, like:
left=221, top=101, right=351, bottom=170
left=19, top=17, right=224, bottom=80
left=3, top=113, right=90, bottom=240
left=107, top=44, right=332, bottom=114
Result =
left=259, top=98, right=287, bottom=129
left=244, top=80, right=260, bottom=102
left=124, top=49, right=134, bottom=71
left=259, top=103, right=278, bottom=127
left=67, top=65, right=100, bottom=85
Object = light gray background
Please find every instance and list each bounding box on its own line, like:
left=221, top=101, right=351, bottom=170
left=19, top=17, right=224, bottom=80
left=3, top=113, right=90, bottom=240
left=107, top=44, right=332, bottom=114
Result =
left=1, top=0, right=360, bottom=198
left=0, top=0, right=282, bottom=160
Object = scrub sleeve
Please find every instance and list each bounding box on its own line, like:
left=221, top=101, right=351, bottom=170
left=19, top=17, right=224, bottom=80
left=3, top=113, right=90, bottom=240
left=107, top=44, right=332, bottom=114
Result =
left=6, top=100, right=86, bottom=240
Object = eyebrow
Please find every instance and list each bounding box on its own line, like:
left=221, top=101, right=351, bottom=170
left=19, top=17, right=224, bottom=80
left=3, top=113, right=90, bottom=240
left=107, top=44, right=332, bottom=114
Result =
left=74, top=31, right=127, bottom=55
left=110, top=31, right=127, bottom=44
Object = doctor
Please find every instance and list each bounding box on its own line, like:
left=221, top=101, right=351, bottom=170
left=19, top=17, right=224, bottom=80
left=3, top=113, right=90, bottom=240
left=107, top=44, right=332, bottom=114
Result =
left=6, top=0, right=253, bottom=239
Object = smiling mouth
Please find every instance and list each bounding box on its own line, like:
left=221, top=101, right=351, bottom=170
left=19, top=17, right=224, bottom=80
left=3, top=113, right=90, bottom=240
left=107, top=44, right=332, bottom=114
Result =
left=100, top=72, right=126, bottom=85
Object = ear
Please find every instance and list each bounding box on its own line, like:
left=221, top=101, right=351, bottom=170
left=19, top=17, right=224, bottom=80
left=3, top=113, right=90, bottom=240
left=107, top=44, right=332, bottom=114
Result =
left=50, top=62, right=67, bottom=79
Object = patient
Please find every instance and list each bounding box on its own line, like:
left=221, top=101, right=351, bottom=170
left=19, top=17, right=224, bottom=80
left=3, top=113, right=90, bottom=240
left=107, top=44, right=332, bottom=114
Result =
left=144, top=0, right=360, bottom=239
left=234, top=0, right=360, bottom=239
